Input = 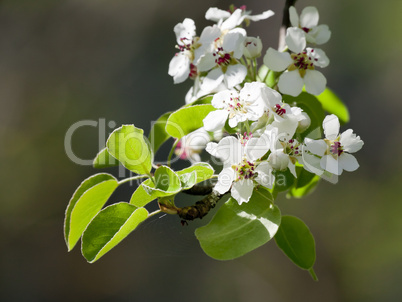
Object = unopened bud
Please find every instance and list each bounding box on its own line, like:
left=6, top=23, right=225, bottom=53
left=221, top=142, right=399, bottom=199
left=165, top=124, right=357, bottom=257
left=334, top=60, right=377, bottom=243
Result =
left=297, top=112, right=311, bottom=133
left=244, top=37, right=263, bottom=59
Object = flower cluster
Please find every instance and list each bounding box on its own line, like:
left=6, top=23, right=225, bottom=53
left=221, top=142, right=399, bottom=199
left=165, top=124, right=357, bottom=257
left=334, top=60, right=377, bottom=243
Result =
left=170, top=5, right=363, bottom=205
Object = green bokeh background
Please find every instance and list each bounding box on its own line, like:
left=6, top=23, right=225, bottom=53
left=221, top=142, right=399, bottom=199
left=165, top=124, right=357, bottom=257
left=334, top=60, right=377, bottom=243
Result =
left=1, top=0, right=401, bottom=301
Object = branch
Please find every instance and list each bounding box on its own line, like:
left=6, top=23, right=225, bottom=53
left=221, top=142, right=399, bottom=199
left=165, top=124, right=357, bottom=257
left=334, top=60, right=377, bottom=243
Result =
left=182, top=184, right=213, bottom=196
left=278, top=0, right=298, bottom=51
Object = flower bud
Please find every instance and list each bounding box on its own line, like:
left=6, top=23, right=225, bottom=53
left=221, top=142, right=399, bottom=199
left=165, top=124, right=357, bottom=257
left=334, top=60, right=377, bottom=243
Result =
left=296, top=112, right=311, bottom=133
left=244, top=37, right=262, bottom=59
left=268, top=150, right=289, bottom=171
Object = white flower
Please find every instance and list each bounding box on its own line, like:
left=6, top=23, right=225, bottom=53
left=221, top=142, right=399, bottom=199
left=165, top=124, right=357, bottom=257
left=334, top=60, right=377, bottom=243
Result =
left=244, top=37, right=263, bottom=59
left=303, top=114, right=363, bottom=176
left=289, top=6, right=331, bottom=45
left=203, top=82, right=267, bottom=132
left=168, top=18, right=197, bottom=84
left=206, top=135, right=274, bottom=205
left=205, top=6, right=274, bottom=30
left=174, top=128, right=210, bottom=163
left=263, top=27, right=329, bottom=96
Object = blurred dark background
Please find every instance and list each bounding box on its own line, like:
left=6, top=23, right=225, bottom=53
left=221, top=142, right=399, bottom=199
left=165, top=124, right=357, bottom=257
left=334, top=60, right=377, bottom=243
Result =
left=1, top=0, right=401, bottom=301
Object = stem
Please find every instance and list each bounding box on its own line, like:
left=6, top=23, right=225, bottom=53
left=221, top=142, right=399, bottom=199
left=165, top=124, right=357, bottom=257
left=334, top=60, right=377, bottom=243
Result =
left=253, top=58, right=258, bottom=81
left=148, top=209, right=162, bottom=218
left=278, top=0, right=298, bottom=51
left=167, top=138, right=179, bottom=167
left=118, top=175, right=148, bottom=185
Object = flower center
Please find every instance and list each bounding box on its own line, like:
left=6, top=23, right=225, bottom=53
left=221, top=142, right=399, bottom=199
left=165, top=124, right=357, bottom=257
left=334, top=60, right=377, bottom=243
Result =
left=213, top=47, right=232, bottom=66
left=274, top=104, right=286, bottom=116
left=330, top=141, right=344, bottom=157
left=188, top=63, right=197, bottom=79
left=290, top=51, right=318, bottom=77
left=280, top=138, right=302, bottom=163
left=226, top=96, right=249, bottom=118
left=301, top=27, right=311, bottom=33
left=238, top=132, right=253, bottom=145
left=233, top=158, right=256, bottom=181
left=177, top=37, right=193, bottom=52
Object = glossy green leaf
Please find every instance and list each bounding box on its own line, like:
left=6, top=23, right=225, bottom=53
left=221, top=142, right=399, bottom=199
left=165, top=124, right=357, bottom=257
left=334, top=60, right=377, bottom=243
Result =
left=129, top=179, right=155, bottom=207
left=316, top=87, right=350, bottom=124
left=93, top=147, right=119, bottom=168
left=273, top=169, right=295, bottom=196
left=148, top=111, right=172, bottom=153
left=283, top=92, right=325, bottom=140
left=288, top=175, right=320, bottom=199
left=274, top=216, right=317, bottom=276
left=64, top=173, right=119, bottom=251
left=82, top=203, right=148, bottom=263
left=142, top=165, right=181, bottom=198
left=106, top=124, right=153, bottom=175
left=179, top=171, right=197, bottom=190
left=195, top=189, right=281, bottom=260
left=165, top=105, right=216, bottom=139
left=176, top=162, right=214, bottom=184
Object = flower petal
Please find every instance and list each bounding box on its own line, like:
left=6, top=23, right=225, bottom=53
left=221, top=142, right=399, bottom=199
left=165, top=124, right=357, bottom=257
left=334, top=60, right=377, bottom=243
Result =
left=224, top=64, right=247, bottom=88
left=215, top=168, right=235, bottom=194
left=211, top=90, right=236, bottom=109
left=197, top=52, right=217, bottom=72
left=205, top=7, right=231, bottom=22
left=340, top=129, right=364, bottom=153
left=304, top=138, right=327, bottom=156
left=246, top=10, right=275, bottom=21
left=174, top=18, right=196, bottom=44
left=278, top=70, right=304, bottom=97
left=308, top=48, right=329, bottom=68
left=255, top=162, right=275, bottom=188
left=263, top=48, right=293, bottom=72
left=289, top=6, right=299, bottom=27
left=285, top=27, right=306, bottom=54
left=231, top=179, right=254, bottom=205
left=168, top=53, right=190, bottom=84
left=203, top=109, right=228, bottom=132
left=200, top=68, right=224, bottom=92
left=215, top=136, right=243, bottom=166
left=221, top=9, right=242, bottom=31
left=308, top=24, right=331, bottom=45
left=339, top=153, right=359, bottom=172
left=322, top=114, right=340, bottom=141
left=300, top=6, right=319, bottom=28
left=223, top=28, right=246, bottom=59
left=245, top=136, right=270, bottom=161
left=320, top=154, right=342, bottom=175
left=304, top=70, right=327, bottom=96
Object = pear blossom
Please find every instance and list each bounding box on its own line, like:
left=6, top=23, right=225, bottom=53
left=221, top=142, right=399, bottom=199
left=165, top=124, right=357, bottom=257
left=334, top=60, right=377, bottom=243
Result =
left=206, top=135, right=274, bottom=205
left=289, top=6, right=331, bottom=45
left=174, top=128, right=210, bottom=163
left=168, top=18, right=197, bottom=84
left=244, top=37, right=263, bottom=59
left=303, top=115, right=363, bottom=176
left=264, top=27, right=329, bottom=96
left=203, top=82, right=267, bottom=132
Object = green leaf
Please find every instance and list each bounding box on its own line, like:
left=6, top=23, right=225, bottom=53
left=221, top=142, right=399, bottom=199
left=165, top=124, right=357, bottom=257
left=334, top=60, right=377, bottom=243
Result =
left=316, top=87, right=350, bottom=124
left=283, top=92, right=325, bottom=140
left=274, top=216, right=317, bottom=275
left=81, top=203, right=148, bottom=263
left=186, top=95, right=212, bottom=106
left=93, top=147, right=119, bottom=168
left=195, top=189, right=281, bottom=260
left=129, top=179, right=155, bottom=207
left=287, top=166, right=320, bottom=199
left=176, top=162, right=214, bottom=184
left=273, top=169, right=295, bottom=195
left=179, top=171, right=197, bottom=190
left=142, top=166, right=182, bottom=198
left=64, top=173, right=119, bottom=251
left=106, top=124, right=153, bottom=175
left=148, top=111, right=172, bottom=153
left=257, top=64, right=269, bottom=82
left=165, top=105, right=216, bottom=139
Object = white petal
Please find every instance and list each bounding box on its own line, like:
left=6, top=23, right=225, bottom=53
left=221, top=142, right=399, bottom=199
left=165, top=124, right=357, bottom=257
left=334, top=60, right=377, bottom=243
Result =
left=300, top=6, right=319, bottom=28
left=285, top=27, right=306, bottom=54
left=216, top=136, right=243, bottom=166
left=197, top=52, right=217, bottom=72
left=340, top=129, right=364, bottom=153
left=174, top=18, right=196, bottom=44
left=245, top=136, right=270, bottom=161
left=263, top=48, right=293, bottom=72
left=255, top=162, right=275, bottom=188
left=205, top=142, right=219, bottom=157
left=243, top=36, right=263, bottom=59
left=246, top=10, right=275, bottom=21
left=321, top=155, right=342, bottom=175
left=223, top=28, right=246, bottom=59
left=211, top=90, right=236, bottom=109
left=289, top=6, right=299, bottom=27
left=288, top=162, right=297, bottom=178
left=231, top=179, right=254, bottom=205
left=304, top=138, right=327, bottom=156
left=300, top=152, right=324, bottom=176
left=194, top=25, right=221, bottom=63
left=268, top=150, right=289, bottom=171
left=203, top=110, right=228, bottom=132
left=271, top=116, right=298, bottom=139
left=304, top=70, right=326, bottom=96
left=323, top=114, right=340, bottom=141
left=168, top=53, right=190, bottom=84
left=308, top=24, right=331, bottom=45
left=261, top=85, right=283, bottom=107
left=307, top=48, right=329, bottom=68
left=339, top=153, right=359, bottom=172
left=221, top=9, right=243, bottom=31
left=224, top=64, right=247, bottom=89
left=215, top=168, right=235, bottom=194
left=278, top=70, right=304, bottom=97
left=200, top=68, right=224, bottom=92
left=205, top=7, right=231, bottom=22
